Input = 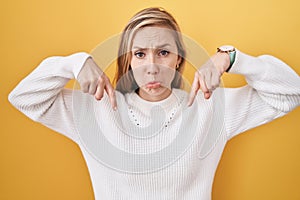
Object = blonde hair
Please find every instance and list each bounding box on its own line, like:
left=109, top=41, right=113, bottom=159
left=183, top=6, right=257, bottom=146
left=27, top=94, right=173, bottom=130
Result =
left=115, top=7, right=186, bottom=93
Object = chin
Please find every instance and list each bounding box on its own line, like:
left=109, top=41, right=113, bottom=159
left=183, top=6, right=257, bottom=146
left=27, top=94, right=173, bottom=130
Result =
left=140, top=86, right=172, bottom=100
left=145, top=85, right=168, bottom=92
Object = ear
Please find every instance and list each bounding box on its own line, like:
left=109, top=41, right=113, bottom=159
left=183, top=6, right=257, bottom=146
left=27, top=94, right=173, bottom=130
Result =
left=177, top=56, right=182, bottom=66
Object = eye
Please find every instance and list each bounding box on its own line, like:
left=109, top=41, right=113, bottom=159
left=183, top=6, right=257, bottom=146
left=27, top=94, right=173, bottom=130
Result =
left=158, top=50, right=169, bottom=57
left=134, top=51, right=145, bottom=58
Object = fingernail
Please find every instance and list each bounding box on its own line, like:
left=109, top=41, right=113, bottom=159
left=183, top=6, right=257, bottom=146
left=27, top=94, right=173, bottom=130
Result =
left=95, top=96, right=101, bottom=101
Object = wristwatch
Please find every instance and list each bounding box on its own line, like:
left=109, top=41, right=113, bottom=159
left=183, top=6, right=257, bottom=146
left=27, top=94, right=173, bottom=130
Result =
left=217, top=45, right=236, bottom=72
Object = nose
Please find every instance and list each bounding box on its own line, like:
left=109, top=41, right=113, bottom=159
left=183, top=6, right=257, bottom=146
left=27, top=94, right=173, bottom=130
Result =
left=146, top=53, right=159, bottom=75
left=146, top=64, right=159, bottom=75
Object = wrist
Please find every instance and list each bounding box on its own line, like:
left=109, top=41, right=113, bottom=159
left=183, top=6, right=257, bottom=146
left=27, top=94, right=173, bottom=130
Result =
left=212, top=52, right=230, bottom=74
left=219, top=52, right=231, bottom=72
left=217, top=45, right=236, bottom=72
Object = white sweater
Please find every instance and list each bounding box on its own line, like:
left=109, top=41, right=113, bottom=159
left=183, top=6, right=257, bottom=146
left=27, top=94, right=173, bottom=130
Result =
left=8, top=50, right=300, bottom=200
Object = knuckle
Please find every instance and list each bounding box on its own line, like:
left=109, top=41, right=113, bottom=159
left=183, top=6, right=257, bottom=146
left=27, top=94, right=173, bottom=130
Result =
left=91, top=77, right=99, bottom=83
left=198, top=71, right=204, bottom=78
left=81, top=84, right=89, bottom=93
left=201, top=86, right=208, bottom=93
left=212, top=82, right=219, bottom=89
left=215, top=71, right=222, bottom=77
left=102, top=74, right=109, bottom=80
left=98, top=77, right=105, bottom=84
left=81, top=81, right=89, bottom=86
left=88, top=90, right=95, bottom=95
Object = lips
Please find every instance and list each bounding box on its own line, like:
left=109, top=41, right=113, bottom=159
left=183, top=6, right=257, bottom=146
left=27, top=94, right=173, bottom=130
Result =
left=146, top=81, right=161, bottom=89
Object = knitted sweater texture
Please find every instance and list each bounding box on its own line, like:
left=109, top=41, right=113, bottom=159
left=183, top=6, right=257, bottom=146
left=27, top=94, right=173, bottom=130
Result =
left=8, top=50, right=300, bottom=200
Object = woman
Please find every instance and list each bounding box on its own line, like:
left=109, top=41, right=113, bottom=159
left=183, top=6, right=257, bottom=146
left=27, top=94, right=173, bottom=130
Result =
left=8, top=7, right=300, bottom=200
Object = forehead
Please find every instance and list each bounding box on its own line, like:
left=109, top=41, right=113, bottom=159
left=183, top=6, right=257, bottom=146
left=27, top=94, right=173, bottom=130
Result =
left=132, top=26, right=177, bottom=49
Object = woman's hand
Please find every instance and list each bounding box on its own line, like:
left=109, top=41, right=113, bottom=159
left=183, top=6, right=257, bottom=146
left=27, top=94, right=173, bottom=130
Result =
left=187, top=52, right=230, bottom=106
left=77, top=57, right=117, bottom=110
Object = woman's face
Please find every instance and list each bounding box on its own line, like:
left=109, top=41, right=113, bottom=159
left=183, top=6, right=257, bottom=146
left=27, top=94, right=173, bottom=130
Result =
left=130, top=26, right=181, bottom=102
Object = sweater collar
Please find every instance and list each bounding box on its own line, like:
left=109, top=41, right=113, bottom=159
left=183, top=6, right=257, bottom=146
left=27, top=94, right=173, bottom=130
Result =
left=126, top=88, right=187, bottom=110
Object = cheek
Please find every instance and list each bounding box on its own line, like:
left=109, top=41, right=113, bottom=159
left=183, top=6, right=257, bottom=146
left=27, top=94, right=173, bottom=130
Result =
left=160, top=58, right=177, bottom=81
left=163, top=54, right=178, bottom=69
left=160, top=67, right=176, bottom=85
left=131, top=65, right=145, bottom=87
left=130, top=58, right=141, bottom=81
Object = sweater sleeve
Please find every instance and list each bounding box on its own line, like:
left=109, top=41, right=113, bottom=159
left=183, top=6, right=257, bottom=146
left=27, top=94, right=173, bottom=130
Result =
left=8, top=52, right=91, bottom=143
left=224, top=50, right=300, bottom=140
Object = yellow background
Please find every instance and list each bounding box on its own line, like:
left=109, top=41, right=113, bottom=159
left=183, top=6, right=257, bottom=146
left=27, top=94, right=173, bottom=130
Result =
left=1, top=0, right=299, bottom=199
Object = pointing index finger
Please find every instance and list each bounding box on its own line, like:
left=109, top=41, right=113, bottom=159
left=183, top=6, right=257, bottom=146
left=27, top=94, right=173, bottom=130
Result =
left=188, top=73, right=200, bottom=106
left=104, top=77, right=117, bottom=110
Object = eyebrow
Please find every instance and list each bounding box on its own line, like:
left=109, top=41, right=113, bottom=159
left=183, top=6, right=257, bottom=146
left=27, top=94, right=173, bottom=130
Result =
left=132, top=44, right=172, bottom=50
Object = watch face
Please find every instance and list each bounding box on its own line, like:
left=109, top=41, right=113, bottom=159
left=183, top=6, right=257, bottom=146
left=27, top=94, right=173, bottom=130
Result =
left=218, top=45, right=235, bottom=52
